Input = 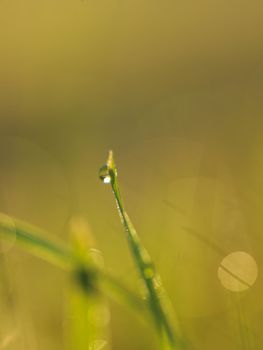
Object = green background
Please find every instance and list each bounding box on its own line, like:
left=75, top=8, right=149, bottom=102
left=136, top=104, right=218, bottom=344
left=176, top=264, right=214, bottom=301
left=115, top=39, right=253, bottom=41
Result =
left=0, top=0, right=263, bottom=349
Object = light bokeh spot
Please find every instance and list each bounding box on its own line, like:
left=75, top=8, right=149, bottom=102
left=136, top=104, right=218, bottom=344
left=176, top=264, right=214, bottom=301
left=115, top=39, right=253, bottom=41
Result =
left=218, top=251, right=258, bottom=292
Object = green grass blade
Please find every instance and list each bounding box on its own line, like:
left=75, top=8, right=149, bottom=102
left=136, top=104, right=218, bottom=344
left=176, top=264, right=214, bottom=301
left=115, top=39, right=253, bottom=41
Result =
left=99, top=151, right=184, bottom=350
left=0, top=213, right=148, bottom=324
left=0, top=213, right=72, bottom=269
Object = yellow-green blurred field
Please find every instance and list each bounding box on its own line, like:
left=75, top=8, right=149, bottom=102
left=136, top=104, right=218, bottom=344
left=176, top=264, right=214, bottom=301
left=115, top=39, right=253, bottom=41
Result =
left=0, top=1, right=263, bottom=349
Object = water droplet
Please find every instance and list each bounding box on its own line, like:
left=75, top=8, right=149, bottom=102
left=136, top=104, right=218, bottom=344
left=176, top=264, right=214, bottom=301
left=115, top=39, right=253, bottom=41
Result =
left=144, top=267, right=154, bottom=279
left=89, top=339, right=107, bottom=350
left=103, top=176, right=111, bottom=184
left=137, top=278, right=148, bottom=299
left=99, top=165, right=111, bottom=184
left=153, top=274, right=162, bottom=290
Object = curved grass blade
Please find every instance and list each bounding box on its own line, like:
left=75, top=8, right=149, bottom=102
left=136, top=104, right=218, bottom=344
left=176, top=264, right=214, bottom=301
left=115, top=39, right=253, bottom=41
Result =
left=99, top=151, right=184, bottom=350
left=0, top=213, right=148, bottom=322
left=0, top=213, right=72, bottom=269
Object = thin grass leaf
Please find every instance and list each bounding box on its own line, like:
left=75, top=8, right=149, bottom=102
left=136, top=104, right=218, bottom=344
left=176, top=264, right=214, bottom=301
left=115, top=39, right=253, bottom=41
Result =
left=0, top=213, right=148, bottom=323
left=0, top=213, right=72, bottom=270
left=99, top=151, right=184, bottom=350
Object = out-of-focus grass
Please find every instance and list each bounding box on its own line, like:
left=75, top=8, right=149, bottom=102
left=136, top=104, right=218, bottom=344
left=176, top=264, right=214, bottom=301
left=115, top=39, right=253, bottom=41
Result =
left=0, top=152, right=259, bottom=350
left=0, top=211, right=150, bottom=350
left=0, top=172, right=184, bottom=350
left=65, top=216, right=110, bottom=350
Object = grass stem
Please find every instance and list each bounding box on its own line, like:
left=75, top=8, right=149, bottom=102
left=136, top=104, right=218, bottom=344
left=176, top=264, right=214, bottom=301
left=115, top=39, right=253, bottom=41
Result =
left=99, top=151, right=183, bottom=349
left=0, top=214, right=147, bottom=321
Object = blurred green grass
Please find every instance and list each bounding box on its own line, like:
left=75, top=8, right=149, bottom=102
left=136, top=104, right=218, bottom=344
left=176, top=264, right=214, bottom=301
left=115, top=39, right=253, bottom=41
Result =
left=1, top=0, right=263, bottom=348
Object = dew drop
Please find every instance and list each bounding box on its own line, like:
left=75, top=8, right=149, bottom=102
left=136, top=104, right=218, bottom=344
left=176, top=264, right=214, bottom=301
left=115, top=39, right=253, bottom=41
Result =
left=103, top=176, right=111, bottom=184
left=137, top=278, right=148, bottom=300
left=144, top=267, right=154, bottom=279
left=89, top=339, right=107, bottom=350
left=99, top=165, right=111, bottom=184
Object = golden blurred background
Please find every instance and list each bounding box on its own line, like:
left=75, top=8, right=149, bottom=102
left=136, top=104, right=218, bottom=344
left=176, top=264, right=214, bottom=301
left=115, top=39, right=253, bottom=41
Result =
left=0, top=0, right=263, bottom=349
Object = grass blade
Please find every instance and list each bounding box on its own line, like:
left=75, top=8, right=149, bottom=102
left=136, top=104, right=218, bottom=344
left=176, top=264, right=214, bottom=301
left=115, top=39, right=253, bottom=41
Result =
left=99, top=151, right=184, bottom=350
left=0, top=213, right=72, bottom=269
left=0, top=213, right=148, bottom=323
